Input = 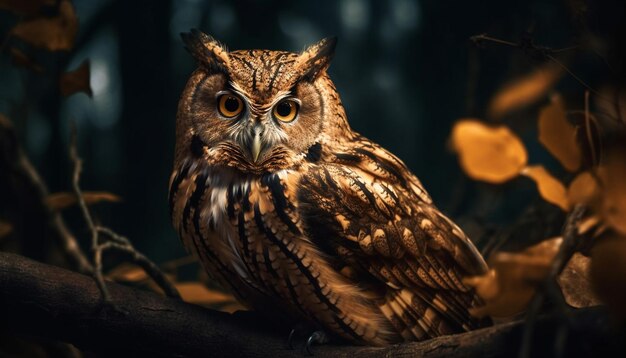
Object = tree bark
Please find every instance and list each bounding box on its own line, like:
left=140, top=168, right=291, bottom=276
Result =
left=0, top=252, right=622, bottom=357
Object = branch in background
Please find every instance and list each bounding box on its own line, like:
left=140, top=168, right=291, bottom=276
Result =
left=0, top=114, right=92, bottom=274
left=520, top=204, right=587, bottom=358
left=68, top=125, right=180, bottom=302
left=0, top=252, right=622, bottom=358
left=470, top=33, right=603, bottom=98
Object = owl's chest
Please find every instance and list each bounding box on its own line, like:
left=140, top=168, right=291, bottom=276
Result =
left=172, top=165, right=303, bottom=291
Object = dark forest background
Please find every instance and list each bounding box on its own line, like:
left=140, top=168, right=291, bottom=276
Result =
left=1, top=0, right=623, bottom=265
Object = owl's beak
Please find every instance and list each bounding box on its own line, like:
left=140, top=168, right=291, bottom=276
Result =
left=251, top=131, right=262, bottom=163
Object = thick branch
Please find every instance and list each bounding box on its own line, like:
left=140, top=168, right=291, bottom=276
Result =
left=0, top=252, right=621, bottom=357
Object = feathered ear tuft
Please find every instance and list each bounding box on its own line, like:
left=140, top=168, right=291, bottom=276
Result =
left=295, top=36, right=337, bottom=82
left=181, top=29, right=230, bottom=73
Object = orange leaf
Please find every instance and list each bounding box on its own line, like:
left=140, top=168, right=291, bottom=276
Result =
left=522, top=165, right=569, bottom=211
left=10, top=0, right=78, bottom=51
left=488, top=64, right=563, bottom=119
left=538, top=95, right=582, bottom=172
left=176, top=282, right=239, bottom=307
left=47, top=191, right=121, bottom=210
left=464, top=237, right=562, bottom=318
left=567, top=171, right=600, bottom=206
left=60, top=60, right=92, bottom=97
left=107, top=263, right=148, bottom=283
left=451, top=119, right=527, bottom=183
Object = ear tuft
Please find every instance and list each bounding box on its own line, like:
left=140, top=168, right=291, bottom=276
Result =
left=297, top=36, right=337, bottom=82
left=181, top=29, right=230, bottom=73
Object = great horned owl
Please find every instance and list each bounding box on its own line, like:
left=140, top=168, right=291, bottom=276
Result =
left=170, top=29, right=490, bottom=347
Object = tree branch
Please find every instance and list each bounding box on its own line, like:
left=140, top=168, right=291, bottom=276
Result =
left=0, top=252, right=622, bottom=357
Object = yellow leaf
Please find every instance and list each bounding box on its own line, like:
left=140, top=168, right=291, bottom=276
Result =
left=47, top=191, right=121, bottom=210
left=451, top=119, right=528, bottom=184
left=538, top=95, right=582, bottom=172
left=488, top=64, right=563, bottom=119
left=464, top=237, right=562, bottom=318
left=522, top=165, right=569, bottom=211
left=60, top=60, right=92, bottom=97
left=567, top=171, right=600, bottom=206
left=10, top=0, right=78, bottom=51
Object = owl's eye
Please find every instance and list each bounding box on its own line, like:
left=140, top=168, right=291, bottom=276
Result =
left=273, top=100, right=299, bottom=123
left=217, top=94, right=244, bottom=118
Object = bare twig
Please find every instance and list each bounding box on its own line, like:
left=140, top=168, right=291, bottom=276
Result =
left=96, top=226, right=180, bottom=298
left=549, top=205, right=587, bottom=278
left=0, top=115, right=93, bottom=274
left=584, top=91, right=599, bottom=166
left=470, top=33, right=604, bottom=98
left=68, top=125, right=180, bottom=302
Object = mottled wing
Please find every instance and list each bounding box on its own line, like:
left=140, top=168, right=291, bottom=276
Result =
left=298, top=140, right=489, bottom=340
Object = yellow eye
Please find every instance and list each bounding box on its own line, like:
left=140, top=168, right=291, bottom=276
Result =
left=272, top=100, right=299, bottom=123
left=218, top=94, right=243, bottom=118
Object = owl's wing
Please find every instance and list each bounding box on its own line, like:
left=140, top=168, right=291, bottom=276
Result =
left=298, top=142, right=489, bottom=339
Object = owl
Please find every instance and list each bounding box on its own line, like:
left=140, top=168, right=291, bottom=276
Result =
left=170, top=29, right=490, bottom=347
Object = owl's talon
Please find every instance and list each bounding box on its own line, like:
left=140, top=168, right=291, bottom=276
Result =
left=303, top=330, right=329, bottom=356
left=287, top=327, right=297, bottom=350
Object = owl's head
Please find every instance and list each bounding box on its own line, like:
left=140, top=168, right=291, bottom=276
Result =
left=175, top=29, right=351, bottom=175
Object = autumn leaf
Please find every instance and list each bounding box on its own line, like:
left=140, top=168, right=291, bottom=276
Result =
left=107, top=263, right=149, bottom=282
left=10, top=0, right=78, bottom=51
left=176, top=282, right=238, bottom=306
left=176, top=282, right=246, bottom=312
left=47, top=191, right=121, bottom=210
left=538, top=95, right=582, bottom=172
left=451, top=119, right=528, bottom=183
left=567, top=171, right=600, bottom=206
left=488, top=64, right=563, bottom=119
left=464, top=237, right=562, bottom=318
left=59, top=60, right=92, bottom=97
left=522, top=165, right=569, bottom=211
